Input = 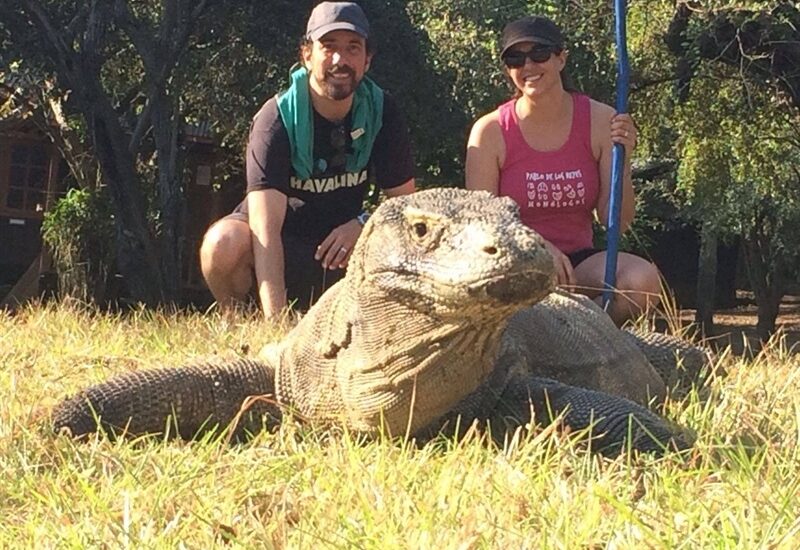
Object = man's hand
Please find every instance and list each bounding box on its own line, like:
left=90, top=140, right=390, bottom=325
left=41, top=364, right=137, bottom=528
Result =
left=315, top=219, right=362, bottom=270
left=543, top=240, right=576, bottom=289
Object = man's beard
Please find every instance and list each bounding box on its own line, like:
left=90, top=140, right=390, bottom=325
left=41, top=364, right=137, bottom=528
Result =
left=322, top=66, right=359, bottom=100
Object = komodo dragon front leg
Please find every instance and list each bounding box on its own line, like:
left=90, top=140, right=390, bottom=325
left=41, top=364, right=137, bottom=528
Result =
left=489, top=377, right=695, bottom=455
left=415, top=342, right=693, bottom=455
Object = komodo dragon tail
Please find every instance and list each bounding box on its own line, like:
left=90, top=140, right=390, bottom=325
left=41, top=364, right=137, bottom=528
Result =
left=52, top=359, right=281, bottom=440
left=622, top=329, right=716, bottom=395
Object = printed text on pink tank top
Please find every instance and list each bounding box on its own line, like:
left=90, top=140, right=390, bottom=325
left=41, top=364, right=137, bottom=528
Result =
left=525, top=170, right=586, bottom=209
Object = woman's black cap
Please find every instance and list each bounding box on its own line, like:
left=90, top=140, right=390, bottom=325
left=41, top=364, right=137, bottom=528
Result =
left=500, top=16, right=565, bottom=58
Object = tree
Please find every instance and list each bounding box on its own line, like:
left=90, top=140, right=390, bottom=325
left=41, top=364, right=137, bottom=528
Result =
left=603, top=0, right=800, bottom=338
left=666, top=1, right=800, bottom=109
left=1, top=0, right=228, bottom=305
left=670, top=2, right=800, bottom=338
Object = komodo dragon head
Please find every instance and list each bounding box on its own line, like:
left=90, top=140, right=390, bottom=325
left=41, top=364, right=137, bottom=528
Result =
left=346, top=187, right=556, bottom=318
left=279, top=188, right=556, bottom=436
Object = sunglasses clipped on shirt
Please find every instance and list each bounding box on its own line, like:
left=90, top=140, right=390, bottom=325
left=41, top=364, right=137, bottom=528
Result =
left=316, top=125, right=349, bottom=174
left=329, top=124, right=348, bottom=170
left=502, top=46, right=561, bottom=68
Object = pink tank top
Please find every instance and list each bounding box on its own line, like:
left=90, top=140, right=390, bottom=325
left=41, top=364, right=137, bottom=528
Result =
left=498, top=93, right=600, bottom=254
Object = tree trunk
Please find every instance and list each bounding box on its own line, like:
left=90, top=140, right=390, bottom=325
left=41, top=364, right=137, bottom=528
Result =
left=84, top=91, right=165, bottom=305
left=17, top=1, right=168, bottom=306
left=742, top=232, right=783, bottom=341
left=694, top=222, right=717, bottom=336
left=151, top=91, right=184, bottom=302
left=756, top=293, right=781, bottom=342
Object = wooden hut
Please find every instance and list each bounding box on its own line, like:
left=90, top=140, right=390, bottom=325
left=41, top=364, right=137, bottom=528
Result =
left=0, top=114, right=64, bottom=308
left=0, top=111, right=243, bottom=309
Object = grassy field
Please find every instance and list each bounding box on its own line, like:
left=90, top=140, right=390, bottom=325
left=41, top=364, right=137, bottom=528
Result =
left=2, top=302, right=799, bottom=549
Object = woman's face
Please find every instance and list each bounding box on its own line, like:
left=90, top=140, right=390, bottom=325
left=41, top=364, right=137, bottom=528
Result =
left=503, top=41, right=567, bottom=98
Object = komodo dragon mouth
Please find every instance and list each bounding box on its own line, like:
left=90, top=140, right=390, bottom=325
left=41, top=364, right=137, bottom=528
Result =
left=473, top=270, right=551, bottom=303
left=369, top=267, right=552, bottom=306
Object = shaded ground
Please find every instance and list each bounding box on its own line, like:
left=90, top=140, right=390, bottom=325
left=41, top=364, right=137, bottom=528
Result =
left=678, top=292, right=800, bottom=355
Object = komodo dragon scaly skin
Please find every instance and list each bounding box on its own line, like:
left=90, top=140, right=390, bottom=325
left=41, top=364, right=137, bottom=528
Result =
left=53, top=188, right=697, bottom=454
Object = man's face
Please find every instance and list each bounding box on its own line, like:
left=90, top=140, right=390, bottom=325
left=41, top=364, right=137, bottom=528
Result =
left=303, top=30, right=371, bottom=101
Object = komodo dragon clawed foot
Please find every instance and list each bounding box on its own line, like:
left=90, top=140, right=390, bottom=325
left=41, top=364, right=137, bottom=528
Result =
left=52, top=188, right=701, bottom=455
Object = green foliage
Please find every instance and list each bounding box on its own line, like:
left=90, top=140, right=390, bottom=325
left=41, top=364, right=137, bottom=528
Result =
left=620, top=0, right=800, bottom=297
left=180, top=1, right=303, bottom=187
left=672, top=58, right=800, bottom=280
left=41, top=187, right=115, bottom=302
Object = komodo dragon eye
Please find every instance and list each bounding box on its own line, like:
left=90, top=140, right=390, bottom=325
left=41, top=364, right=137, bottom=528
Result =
left=403, top=208, right=442, bottom=245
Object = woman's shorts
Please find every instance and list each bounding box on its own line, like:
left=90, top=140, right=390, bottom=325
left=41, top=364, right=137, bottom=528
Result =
left=567, top=247, right=603, bottom=269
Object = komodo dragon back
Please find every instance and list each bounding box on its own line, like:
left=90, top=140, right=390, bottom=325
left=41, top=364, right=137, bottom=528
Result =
left=503, top=291, right=668, bottom=406
left=53, top=188, right=697, bottom=455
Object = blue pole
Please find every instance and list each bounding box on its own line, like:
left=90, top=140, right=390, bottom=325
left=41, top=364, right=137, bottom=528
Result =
left=603, top=0, right=630, bottom=309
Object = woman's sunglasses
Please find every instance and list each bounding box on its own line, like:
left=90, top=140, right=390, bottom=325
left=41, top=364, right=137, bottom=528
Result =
left=502, top=47, right=560, bottom=68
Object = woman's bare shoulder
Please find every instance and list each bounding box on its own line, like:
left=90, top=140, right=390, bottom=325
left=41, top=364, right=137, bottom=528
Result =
left=469, top=109, right=504, bottom=144
left=473, top=108, right=502, bottom=129
left=588, top=97, right=615, bottom=122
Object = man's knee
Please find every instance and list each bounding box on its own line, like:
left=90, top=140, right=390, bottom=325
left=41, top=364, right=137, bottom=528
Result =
left=200, top=220, right=251, bottom=277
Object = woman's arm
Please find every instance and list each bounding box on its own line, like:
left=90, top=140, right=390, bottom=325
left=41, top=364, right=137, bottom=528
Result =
left=465, top=112, right=504, bottom=194
left=592, top=101, right=637, bottom=232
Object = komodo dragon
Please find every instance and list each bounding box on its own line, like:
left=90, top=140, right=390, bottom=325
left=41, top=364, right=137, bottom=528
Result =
left=54, top=188, right=701, bottom=455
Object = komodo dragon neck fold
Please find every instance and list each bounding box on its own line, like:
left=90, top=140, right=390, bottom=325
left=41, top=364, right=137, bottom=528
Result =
left=276, top=280, right=514, bottom=437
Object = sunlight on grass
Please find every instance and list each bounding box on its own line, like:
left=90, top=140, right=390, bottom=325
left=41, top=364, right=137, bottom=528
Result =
left=1, top=301, right=799, bottom=548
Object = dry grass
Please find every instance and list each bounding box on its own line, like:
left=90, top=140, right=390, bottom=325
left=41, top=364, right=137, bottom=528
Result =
left=2, top=301, right=799, bottom=548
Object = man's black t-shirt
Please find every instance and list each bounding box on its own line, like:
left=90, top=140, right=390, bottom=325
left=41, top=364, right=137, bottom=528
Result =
left=243, top=92, right=414, bottom=243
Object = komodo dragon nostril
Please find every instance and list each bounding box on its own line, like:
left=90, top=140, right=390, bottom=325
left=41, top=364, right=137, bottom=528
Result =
left=483, top=246, right=498, bottom=255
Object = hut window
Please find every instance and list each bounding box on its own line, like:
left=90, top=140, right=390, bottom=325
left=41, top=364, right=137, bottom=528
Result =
left=7, top=143, right=48, bottom=212
left=195, top=164, right=211, bottom=187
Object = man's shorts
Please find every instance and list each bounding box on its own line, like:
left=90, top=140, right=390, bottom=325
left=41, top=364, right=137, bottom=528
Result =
left=222, top=211, right=345, bottom=311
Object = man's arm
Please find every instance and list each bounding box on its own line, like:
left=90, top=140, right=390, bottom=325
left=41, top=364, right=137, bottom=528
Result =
left=248, top=188, right=288, bottom=318
left=385, top=179, right=415, bottom=197
left=243, top=98, right=294, bottom=318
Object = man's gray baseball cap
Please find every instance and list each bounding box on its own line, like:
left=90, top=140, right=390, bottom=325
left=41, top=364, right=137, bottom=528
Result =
left=306, top=2, right=370, bottom=41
